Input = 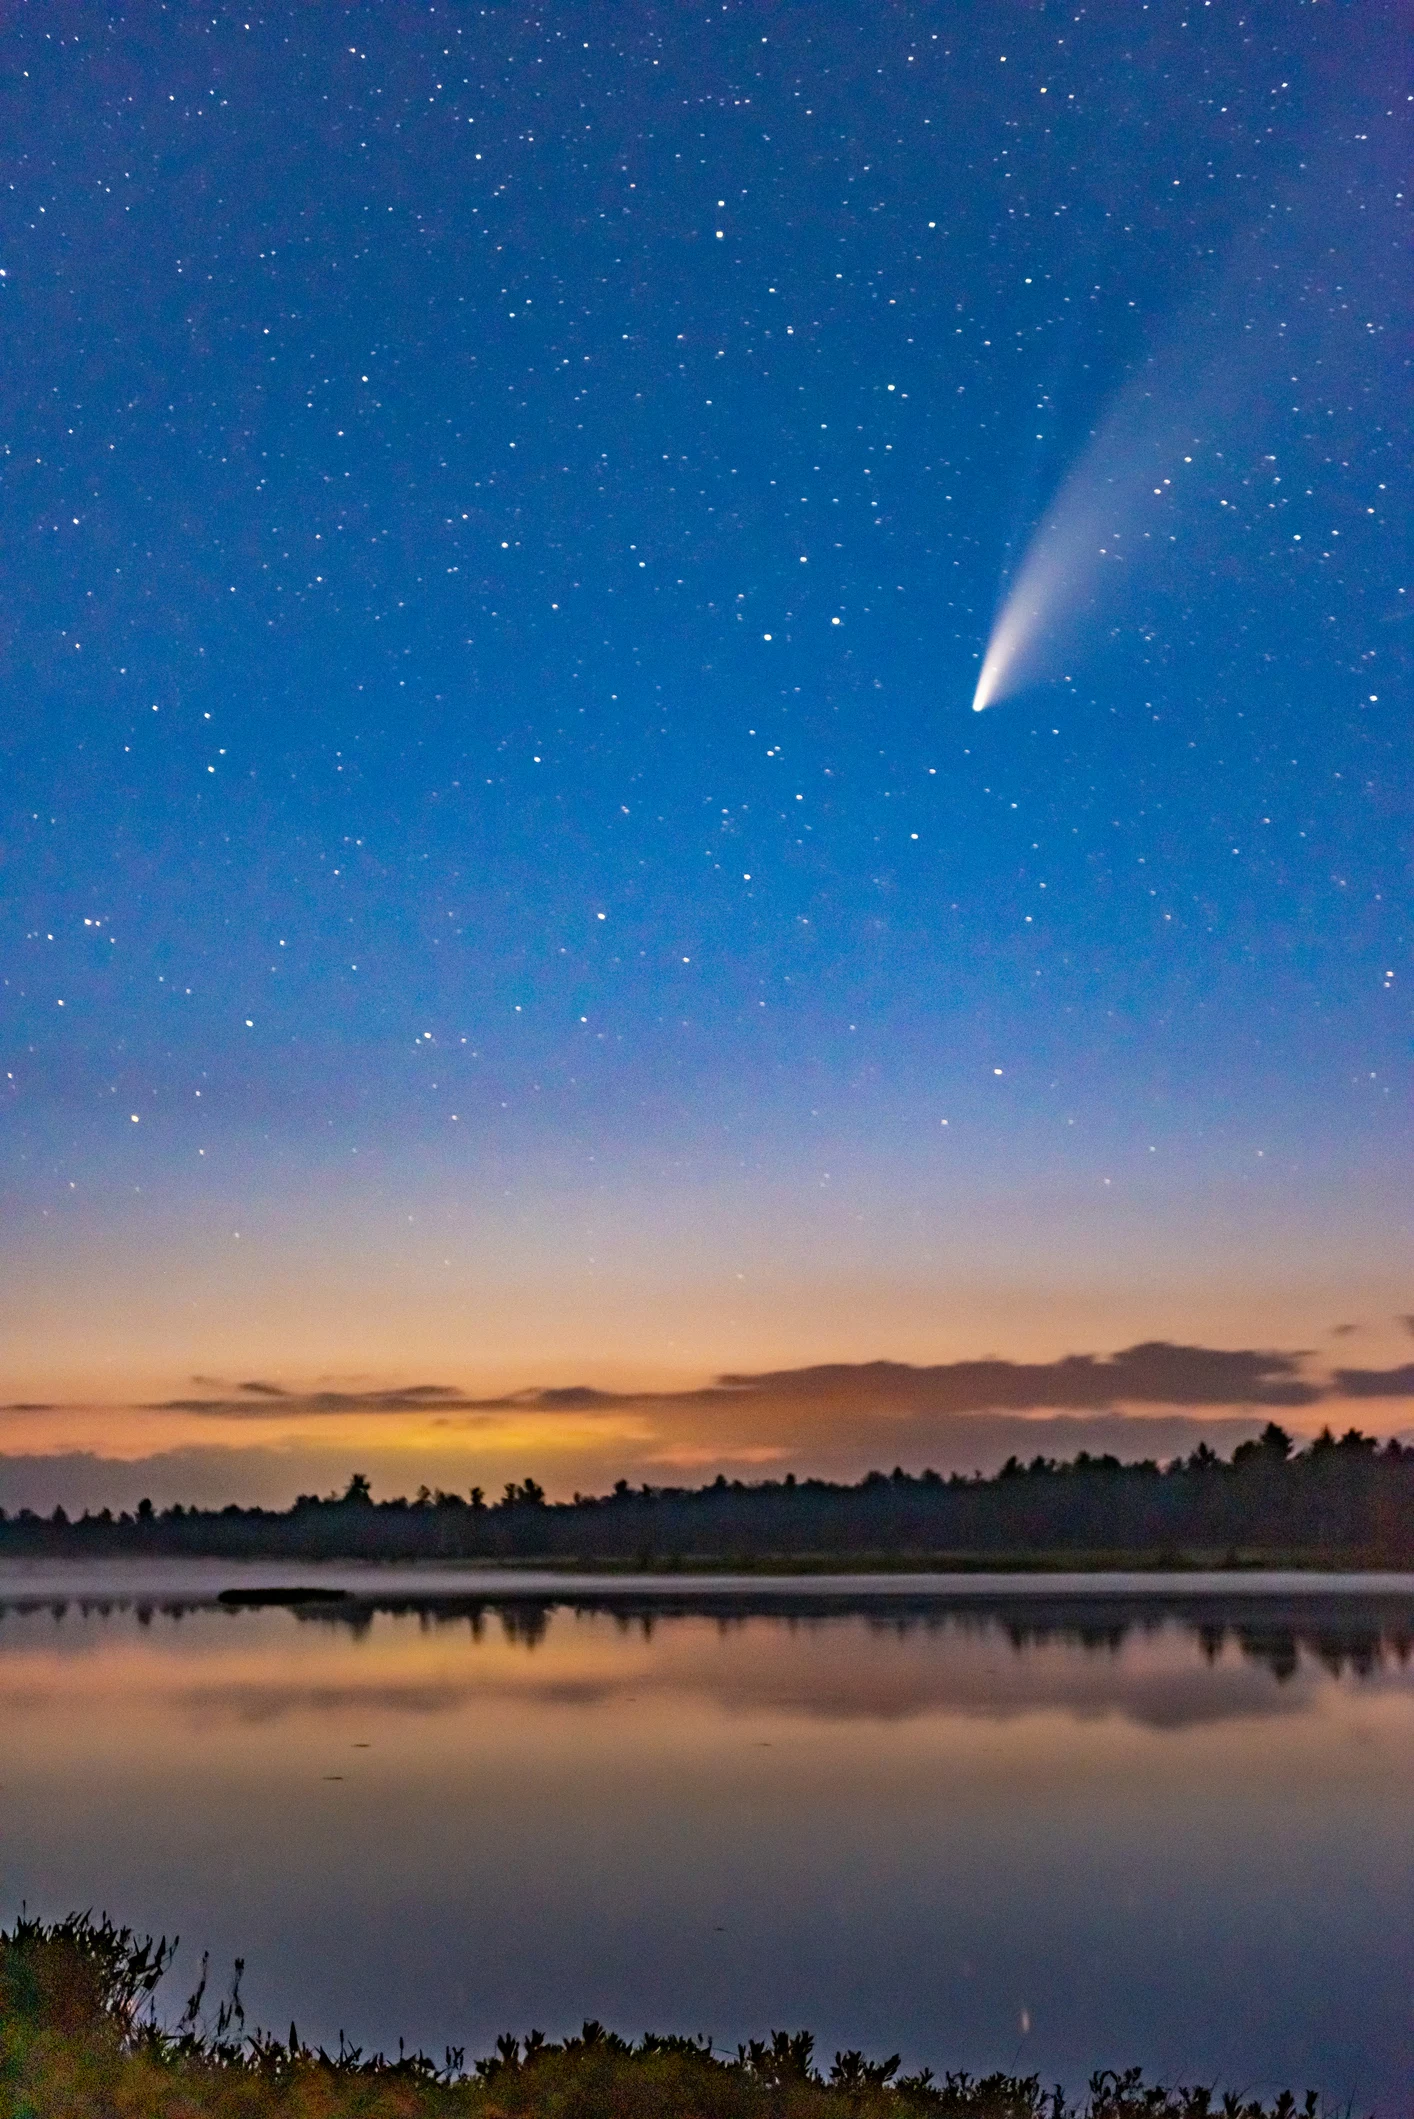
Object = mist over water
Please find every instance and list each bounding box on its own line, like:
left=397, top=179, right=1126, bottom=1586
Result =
left=3, top=1576, right=1411, bottom=2110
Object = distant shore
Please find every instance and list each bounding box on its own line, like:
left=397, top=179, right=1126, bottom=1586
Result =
left=3, top=1429, right=1411, bottom=1574
left=4, top=1554, right=1414, bottom=1605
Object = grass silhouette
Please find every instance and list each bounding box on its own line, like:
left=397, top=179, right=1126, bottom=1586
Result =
left=0, top=1912, right=1333, bottom=2119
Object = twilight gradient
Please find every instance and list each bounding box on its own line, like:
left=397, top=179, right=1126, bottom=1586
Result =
left=1, top=3, right=1409, bottom=1497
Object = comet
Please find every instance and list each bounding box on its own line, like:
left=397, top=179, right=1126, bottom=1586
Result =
left=969, top=138, right=1377, bottom=716
left=972, top=359, right=1187, bottom=714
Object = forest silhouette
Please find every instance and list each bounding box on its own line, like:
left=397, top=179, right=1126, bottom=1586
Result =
left=2, top=1424, right=1410, bottom=1567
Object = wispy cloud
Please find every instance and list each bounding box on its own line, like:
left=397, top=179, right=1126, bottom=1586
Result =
left=716, top=1343, right=1324, bottom=1412
left=3, top=1340, right=1407, bottom=1516
left=141, top=1341, right=1327, bottom=1425
left=1333, top=1363, right=1414, bottom=1398
left=147, top=1384, right=484, bottom=1419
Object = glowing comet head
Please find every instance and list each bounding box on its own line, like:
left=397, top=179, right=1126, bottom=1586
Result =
left=970, top=565, right=1058, bottom=713
left=971, top=630, right=1013, bottom=713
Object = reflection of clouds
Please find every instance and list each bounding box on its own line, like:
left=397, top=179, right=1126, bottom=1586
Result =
left=179, top=1680, right=472, bottom=1725
left=159, top=1667, right=1314, bottom=1736
left=2, top=1600, right=1410, bottom=1738
left=172, top=1676, right=622, bottom=1727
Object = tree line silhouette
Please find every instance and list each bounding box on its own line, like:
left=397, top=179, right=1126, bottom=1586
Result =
left=1, top=1423, right=1410, bottom=1565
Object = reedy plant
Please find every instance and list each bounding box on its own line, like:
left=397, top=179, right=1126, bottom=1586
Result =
left=0, top=1914, right=1344, bottom=2119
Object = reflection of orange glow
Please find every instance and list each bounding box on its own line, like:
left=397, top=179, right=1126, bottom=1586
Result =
left=7, top=1594, right=1412, bottom=2095
left=3, top=1606, right=1412, bottom=1796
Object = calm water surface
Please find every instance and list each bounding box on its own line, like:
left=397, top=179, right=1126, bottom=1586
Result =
left=2, top=1566, right=1411, bottom=2112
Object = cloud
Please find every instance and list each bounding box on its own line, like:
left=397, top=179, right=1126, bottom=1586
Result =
left=1332, top=1363, right=1414, bottom=1399
left=529, top=1386, right=624, bottom=1409
left=0, top=1448, right=306, bottom=1514
left=142, top=1341, right=1324, bottom=1427
left=716, top=1342, right=1324, bottom=1411
left=5, top=1340, right=1408, bottom=1516
left=147, top=1383, right=483, bottom=1419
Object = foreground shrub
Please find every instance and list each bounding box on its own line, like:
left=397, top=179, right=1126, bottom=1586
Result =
left=0, top=1913, right=1332, bottom=2119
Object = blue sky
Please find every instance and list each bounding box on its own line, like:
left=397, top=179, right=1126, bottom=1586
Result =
left=1, top=1, right=1408, bottom=1495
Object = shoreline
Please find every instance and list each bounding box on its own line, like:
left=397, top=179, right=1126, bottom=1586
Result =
left=4, top=1554, right=1414, bottom=1601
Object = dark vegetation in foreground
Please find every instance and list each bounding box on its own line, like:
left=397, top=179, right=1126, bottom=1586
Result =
left=0, top=1913, right=1334, bottom=2119
left=2, top=1424, right=1411, bottom=1568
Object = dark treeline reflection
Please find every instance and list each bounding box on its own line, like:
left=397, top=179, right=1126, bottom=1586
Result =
left=2, top=1589, right=1411, bottom=1688
left=4, top=1582, right=1412, bottom=2105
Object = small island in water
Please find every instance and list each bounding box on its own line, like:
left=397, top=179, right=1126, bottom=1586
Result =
left=3, top=1423, right=1410, bottom=1571
left=1, top=1911, right=1329, bottom=2119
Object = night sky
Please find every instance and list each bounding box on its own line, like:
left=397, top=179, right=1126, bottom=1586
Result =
left=2, top=3, right=1409, bottom=1500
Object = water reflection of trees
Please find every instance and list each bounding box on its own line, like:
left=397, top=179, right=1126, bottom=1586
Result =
left=1, top=1590, right=1412, bottom=1684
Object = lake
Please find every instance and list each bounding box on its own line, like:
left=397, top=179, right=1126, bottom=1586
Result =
left=2, top=1564, right=1411, bottom=2111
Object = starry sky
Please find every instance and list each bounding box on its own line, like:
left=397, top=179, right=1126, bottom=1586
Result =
left=2, top=2, right=1410, bottom=1502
